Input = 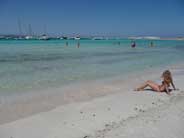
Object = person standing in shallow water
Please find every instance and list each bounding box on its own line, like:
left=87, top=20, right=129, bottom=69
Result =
left=77, top=41, right=80, bottom=48
left=65, top=41, right=68, bottom=47
left=150, top=41, right=154, bottom=47
left=131, top=40, right=136, bottom=48
left=118, top=41, right=120, bottom=45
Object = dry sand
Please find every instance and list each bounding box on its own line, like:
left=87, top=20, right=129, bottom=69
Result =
left=0, top=63, right=184, bottom=138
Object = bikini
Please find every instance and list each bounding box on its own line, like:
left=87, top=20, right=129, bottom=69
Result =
left=159, top=81, right=170, bottom=92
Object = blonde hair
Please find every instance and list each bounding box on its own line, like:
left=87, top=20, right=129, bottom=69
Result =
left=162, top=70, right=172, bottom=84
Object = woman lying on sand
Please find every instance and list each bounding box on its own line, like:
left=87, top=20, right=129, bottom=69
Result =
left=135, top=70, right=176, bottom=94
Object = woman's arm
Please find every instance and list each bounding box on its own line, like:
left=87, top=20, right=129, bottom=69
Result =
left=171, top=80, right=176, bottom=90
left=165, top=84, right=170, bottom=95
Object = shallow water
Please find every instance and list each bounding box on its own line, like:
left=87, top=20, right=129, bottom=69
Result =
left=0, top=39, right=184, bottom=95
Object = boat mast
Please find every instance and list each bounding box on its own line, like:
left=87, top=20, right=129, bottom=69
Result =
left=43, top=24, right=47, bottom=35
left=28, top=24, right=33, bottom=36
left=17, top=18, right=22, bottom=36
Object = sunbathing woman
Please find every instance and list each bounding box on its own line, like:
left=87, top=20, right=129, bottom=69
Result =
left=135, top=70, right=176, bottom=94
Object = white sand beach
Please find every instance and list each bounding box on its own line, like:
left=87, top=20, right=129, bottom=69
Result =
left=0, top=63, right=184, bottom=138
left=1, top=0, right=184, bottom=137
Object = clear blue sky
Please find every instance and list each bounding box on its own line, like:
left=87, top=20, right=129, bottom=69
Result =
left=0, top=0, right=183, bottom=37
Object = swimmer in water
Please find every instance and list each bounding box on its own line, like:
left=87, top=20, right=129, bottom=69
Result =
left=131, top=41, right=136, bottom=48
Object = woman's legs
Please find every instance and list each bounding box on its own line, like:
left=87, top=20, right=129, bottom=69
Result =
left=136, top=80, right=160, bottom=92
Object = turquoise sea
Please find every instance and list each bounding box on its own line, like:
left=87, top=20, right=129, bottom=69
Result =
left=0, top=39, right=184, bottom=95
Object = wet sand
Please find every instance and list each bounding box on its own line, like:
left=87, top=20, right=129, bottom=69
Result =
left=0, top=63, right=184, bottom=138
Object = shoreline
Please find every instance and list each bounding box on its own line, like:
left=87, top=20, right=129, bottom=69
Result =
left=0, top=62, right=184, bottom=138
left=0, top=62, right=184, bottom=125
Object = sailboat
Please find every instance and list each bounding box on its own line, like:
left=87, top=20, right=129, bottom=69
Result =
left=39, top=25, right=50, bottom=40
left=39, top=34, right=50, bottom=40
left=25, top=24, right=36, bottom=40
